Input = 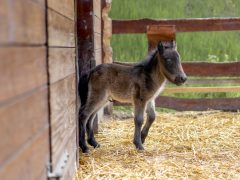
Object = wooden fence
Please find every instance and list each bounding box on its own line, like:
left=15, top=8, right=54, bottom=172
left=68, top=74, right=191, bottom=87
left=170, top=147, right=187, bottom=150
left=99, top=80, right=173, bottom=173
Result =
left=112, top=18, right=240, bottom=111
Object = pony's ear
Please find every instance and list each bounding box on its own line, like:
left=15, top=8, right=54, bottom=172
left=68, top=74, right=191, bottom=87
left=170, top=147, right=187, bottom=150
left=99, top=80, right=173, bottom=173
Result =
left=157, top=41, right=164, bottom=55
left=170, top=40, right=176, bottom=49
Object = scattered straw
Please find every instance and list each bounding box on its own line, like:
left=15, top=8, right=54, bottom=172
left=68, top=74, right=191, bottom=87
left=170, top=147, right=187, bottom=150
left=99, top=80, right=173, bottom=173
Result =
left=77, top=111, right=240, bottom=179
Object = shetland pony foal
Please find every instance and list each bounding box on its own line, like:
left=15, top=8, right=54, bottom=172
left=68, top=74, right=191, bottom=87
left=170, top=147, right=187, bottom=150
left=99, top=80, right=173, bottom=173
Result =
left=79, top=42, right=187, bottom=153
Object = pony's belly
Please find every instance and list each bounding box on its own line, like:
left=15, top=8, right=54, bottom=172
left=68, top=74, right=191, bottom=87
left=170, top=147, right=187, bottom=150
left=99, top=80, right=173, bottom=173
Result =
left=110, top=92, right=133, bottom=103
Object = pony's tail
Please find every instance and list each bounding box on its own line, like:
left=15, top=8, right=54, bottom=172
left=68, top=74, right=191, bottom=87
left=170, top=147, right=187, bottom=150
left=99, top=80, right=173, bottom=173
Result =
left=78, top=73, right=90, bottom=108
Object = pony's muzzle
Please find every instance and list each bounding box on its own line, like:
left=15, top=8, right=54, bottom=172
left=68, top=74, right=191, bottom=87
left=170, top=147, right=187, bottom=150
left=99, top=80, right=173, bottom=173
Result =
left=175, top=74, right=187, bottom=85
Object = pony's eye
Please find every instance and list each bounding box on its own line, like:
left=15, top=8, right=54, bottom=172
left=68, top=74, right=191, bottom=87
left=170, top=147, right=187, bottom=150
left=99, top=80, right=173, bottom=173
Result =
left=166, top=59, right=172, bottom=64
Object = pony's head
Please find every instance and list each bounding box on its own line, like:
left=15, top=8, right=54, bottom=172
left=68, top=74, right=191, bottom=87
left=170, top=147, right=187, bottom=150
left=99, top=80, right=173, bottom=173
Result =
left=157, top=41, right=187, bottom=85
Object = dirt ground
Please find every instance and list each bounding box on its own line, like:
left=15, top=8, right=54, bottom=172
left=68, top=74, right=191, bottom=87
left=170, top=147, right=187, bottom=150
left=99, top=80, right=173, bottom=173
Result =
left=77, top=111, right=240, bottom=180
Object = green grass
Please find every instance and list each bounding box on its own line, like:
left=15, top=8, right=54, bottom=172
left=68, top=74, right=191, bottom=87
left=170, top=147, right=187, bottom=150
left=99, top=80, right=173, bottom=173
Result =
left=109, top=0, right=240, bottom=99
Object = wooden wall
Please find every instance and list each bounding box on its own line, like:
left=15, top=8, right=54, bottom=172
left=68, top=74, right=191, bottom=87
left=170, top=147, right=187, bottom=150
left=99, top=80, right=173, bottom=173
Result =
left=47, top=0, right=78, bottom=179
left=0, top=0, right=49, bottom=179
left=0, top=0, right=79, bottom=179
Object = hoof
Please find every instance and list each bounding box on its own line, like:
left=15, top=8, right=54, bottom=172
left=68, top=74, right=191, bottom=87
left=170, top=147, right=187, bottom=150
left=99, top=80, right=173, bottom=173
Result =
left=134, top=142, right=144, bottom=151
left=136, top=146, right=145, bottom=151
left=141, top=136, right=146, bottom=144
left=141, top=132, right=147, bottom=144
left=80, top=144, right=90, bottom=153
left=87, top=139, right=100, bottom=148
left=82, top=147, right=90, bottom=154
left=94, top=143, right=100, bottom=148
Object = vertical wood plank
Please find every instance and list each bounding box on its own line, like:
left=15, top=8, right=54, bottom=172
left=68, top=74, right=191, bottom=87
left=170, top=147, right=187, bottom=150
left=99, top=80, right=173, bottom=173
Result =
left=94, top=15, right=101, bottom=34
left=48, top=9, right=75, bottom=47
left=50, top=74, right=76, bottom=169
left=101, top=0, right=112, bottom=63
left=0, top=88, right=49, bottom=166
left=0, top=47, right=47, bottom=103
left=0, top=0, right=46, bottom=45
left=77, top=0, right=100, bottom=134
left=49, top=48, right=76, bottom=83
left=0, top=128, right=49, bottom=180
left=93, top=0, right=101, bottom=18
left=94, top=32, right=101, bottom=50
left=95, top=49, right=102, bottom=65
left=48, top=0, right=75, bottom=20
left=77, top=0, right=94, bottom=76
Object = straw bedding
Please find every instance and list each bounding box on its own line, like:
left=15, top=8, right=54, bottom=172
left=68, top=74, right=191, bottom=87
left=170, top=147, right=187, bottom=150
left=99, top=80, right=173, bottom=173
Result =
left=77, top=111, right=240, bottom=179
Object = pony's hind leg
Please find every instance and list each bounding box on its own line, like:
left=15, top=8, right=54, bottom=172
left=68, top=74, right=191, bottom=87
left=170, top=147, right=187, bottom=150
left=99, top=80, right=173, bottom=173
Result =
left=86, top=112, right=100, bottom=148
left=79, top=88, right=108, bottom=153
left=141, top=100, right=156, bottom=144
left=79, top=107, right=92, bottom=153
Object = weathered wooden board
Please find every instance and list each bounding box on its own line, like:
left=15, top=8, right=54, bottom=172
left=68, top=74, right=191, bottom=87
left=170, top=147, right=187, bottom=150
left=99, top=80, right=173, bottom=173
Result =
left=0, top=127, right=49, bottom=180
left=77, top=0, right=94, bottom=76
left=50, top=74, right=76, bottom=168
left=185, top=78, right=240, bottom=85
left=77, top=0, right=102, bottom=138
left=155, top=96, right=240, bottom=111
left=164, top=86, right=240, bottom=93
left=48, top=9, right=75, bottom=47
left=48, top=0, right=75, bottom=20
left=0, top=47, right=47, bottom=103
left=147, top=25, right=176, bottom=51
left=94, top=15, right=101, bottom=34
left=95, top=49, right=102, bottom=65
left=31, top=0, right=45, bottom=5
left=61, top=146, right=77, bottom=180
left=113, top=61, right=240, bottom=77
left=112, top=18, right=240, bottom=34
left=0, top=87, right=48, bottom=166
left=52, top=127, right=77, bottom=178
left=147, top=25, right=176, bottom=42
left=93, top=0, right=101, bottom=18
left=94, top=32, right=102, bottom=50
left=114, top=96, right=240, bottom=111
left=49, top=47, right=76, bottom=83
left=183, top=62, right=240, bottom=77
left=0, top=0, right=46, bottom=45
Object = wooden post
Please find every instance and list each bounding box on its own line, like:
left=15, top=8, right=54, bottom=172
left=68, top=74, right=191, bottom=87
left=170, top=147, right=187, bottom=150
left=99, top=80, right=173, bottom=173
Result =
left=102, top=0, right=113, bottom=115
left=147, top=25, right=176, bottom=50
left=77, top=0, right=94, bottom=77
left=102, top=0, right=112, bottom=63
left=77, top=0, right=98, bottom=133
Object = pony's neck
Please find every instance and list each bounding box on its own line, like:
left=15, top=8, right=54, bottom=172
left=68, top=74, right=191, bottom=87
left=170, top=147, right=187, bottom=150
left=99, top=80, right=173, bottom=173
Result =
left=144, top=49, right=166, bottom=85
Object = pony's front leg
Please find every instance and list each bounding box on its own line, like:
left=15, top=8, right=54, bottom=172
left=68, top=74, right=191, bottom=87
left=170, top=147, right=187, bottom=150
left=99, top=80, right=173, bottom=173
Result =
left=133, top=101, right=146, bottom=150
left=141, top=100, right=156, bottom=144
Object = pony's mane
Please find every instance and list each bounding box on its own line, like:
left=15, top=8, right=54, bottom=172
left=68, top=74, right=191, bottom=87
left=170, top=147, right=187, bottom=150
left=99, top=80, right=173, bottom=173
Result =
left=145, top=48, right=158, bottom=62
left=135, top=48, right=158, bottom=68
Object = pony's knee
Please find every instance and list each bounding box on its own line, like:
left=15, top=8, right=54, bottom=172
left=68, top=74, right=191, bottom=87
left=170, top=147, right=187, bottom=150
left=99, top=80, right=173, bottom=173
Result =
left=78, top=111, right=88, bottom=122
left=147, top=110, right=156, bottom=123
left=146, top=103, right=156, bottom=123
left=134, top=114, right=144, bottom=127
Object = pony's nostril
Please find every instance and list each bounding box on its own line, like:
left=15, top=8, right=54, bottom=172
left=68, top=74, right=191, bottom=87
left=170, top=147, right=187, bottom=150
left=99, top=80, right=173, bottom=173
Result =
left=175, top=75, right=187, bottom=84
left=180, top=76, right=187, bottom=83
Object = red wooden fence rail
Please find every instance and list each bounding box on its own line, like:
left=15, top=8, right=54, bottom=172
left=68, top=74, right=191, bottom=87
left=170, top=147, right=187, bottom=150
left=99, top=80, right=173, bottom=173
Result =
left=182, top=62, right=240, bottom=77
left=113, top=18, right=240, bottom=34
left=115, top=97, right=240, bottom=111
